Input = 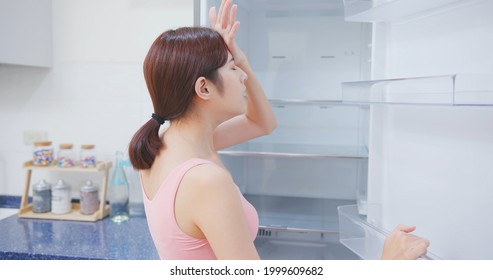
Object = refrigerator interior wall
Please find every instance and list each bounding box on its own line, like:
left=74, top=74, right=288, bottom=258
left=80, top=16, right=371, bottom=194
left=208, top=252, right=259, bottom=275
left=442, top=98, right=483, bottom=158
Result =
left=369, top=106, right=493, bottom=260
left=197, top=0, right=372, bottom=259
left=364, top=0, right=493, bottom=259
left=198, top=0, right=372, bottom=100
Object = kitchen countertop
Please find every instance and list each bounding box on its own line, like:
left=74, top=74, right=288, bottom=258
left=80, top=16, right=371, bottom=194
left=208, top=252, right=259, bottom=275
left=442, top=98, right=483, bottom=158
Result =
left=0, top=196, right=159, bottom=260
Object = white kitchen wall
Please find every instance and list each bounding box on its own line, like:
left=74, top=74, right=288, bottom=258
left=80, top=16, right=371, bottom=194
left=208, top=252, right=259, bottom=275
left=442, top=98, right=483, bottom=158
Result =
left=0, top=0, right=194, bottom=201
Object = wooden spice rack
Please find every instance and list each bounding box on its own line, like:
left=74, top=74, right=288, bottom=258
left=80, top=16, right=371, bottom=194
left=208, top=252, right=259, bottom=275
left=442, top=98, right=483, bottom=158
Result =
left=18, top=160, right=112, bottom=222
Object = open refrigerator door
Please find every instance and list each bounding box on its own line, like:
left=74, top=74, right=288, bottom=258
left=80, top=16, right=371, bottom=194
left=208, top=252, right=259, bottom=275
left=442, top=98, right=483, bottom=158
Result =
left=339, top=0, right=493, bottom=260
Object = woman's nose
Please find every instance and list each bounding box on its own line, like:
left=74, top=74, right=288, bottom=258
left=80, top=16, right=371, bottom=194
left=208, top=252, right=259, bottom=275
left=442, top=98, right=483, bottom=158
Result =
left=240, top=69, right=248, bottom=83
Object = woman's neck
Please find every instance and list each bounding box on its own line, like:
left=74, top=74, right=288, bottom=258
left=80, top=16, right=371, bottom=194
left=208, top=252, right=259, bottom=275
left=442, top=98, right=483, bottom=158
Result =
left=164, top=116, right=217, bottom=157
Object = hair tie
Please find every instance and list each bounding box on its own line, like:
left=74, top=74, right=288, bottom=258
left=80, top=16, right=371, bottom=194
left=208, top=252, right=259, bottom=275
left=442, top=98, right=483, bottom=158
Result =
left=152, top=113, right=166, bottom=125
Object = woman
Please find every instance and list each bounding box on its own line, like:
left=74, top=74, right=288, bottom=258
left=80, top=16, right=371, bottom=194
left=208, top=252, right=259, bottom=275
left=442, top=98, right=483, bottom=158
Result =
left=129, top=0, right=429, bottom=260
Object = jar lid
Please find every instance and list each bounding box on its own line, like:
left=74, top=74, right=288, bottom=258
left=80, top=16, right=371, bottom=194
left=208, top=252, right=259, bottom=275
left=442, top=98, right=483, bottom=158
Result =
left=81, top=180, right=98, bottom=192
left=53, top=179, right=70, bottom=189
left=33, top=179, right=51, bottom=191
left=34, top=141, right=52, bottom=146
left=59, top=143, right=73, bottom=149
left=81, top=144, right=95, bottom=149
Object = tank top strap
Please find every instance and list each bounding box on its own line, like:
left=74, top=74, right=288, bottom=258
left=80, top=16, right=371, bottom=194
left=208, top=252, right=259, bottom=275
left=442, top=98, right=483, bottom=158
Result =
left=141, top=158, right=215, bottom=203
left=161, top=158, right=215, bottom=201
left=172, top=158, right=215, bottom=181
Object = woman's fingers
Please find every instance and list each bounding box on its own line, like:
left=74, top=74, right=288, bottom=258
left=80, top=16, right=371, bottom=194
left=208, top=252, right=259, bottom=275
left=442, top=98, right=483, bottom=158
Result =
left=407, top=236, right=430, bottom=259
left=216, top=0, right=225, bottom=25
left=210, top=0, right=236, bottom=32
left=382, top=225, right=430, bottom=259
left=209, top=0, right=245, bottom=66
left=229, top=4, right=237, bottom=28
left=209, top=6, right=217, bottom=26
left=219, top=0, right=232, bottom=28
left=396, top=224, right=416, bottom=234
left=231, top=21, right=240, bottom=38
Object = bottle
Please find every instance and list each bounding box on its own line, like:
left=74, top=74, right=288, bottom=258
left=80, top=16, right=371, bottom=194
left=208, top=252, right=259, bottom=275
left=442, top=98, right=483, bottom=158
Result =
left=79, top=144, right=97, bottom=168
left=109, top=151, right=129, bottom=223
left=33, top=141, right=54, bottom=166
left=32, top=179, right=51, bottom=213
left=51, top=179, right=72, bottom=214
left=80, top=180, right=99, bottom=215
left=57, top=143, right=75, bottom=167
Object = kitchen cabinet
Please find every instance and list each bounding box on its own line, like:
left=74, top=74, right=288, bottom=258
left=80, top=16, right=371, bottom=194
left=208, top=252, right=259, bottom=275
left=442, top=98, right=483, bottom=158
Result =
left=0, top=0, right=53, bottom=67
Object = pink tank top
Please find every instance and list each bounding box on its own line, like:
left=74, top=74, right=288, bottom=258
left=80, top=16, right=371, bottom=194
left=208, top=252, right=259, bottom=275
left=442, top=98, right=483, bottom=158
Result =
left=141, top=158, right=259, bottom=260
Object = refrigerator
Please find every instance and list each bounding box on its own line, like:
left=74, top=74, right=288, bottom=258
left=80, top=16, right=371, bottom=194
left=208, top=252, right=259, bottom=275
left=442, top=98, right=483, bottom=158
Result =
left=195, top=0, right=493, bottom=260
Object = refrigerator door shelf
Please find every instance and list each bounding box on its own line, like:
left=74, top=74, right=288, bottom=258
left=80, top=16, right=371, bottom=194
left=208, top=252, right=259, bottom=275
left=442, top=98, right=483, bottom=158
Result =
left=338, top=204, right=442, bottom=260
left=341, top=74, right=493, bottom=106
left=219, top=142, right=368, bottom=159
left=343, top=0, right=474, bottom=23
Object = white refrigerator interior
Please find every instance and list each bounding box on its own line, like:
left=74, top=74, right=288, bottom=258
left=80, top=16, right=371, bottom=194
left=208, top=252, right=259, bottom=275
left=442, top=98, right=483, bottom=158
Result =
left=196, top=0, right=370, bottom=259
left=340, top=0, right=493, bottom=260
left=196, top=0, right=493, bottom=260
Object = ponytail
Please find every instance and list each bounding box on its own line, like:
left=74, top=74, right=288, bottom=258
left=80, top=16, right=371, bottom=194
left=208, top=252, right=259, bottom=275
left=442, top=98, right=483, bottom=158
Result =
left=129, top=27, right=228, bottom=170
left=128, top=119, right=163, bottom=170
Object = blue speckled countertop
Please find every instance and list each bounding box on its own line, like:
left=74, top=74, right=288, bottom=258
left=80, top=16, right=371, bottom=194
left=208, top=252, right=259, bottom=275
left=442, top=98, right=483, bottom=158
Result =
left=0, top=195, right=26, bottom=208
left=0, top=196, right=159, bottom=260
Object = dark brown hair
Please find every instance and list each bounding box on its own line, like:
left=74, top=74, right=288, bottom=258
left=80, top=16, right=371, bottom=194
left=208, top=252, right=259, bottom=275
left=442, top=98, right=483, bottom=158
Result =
left=128, top=27, right=228, bottom=169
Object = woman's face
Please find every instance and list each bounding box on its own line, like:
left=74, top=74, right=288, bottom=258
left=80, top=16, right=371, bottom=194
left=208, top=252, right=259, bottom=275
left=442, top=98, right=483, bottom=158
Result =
left=215, top=52, right=248, bottom=117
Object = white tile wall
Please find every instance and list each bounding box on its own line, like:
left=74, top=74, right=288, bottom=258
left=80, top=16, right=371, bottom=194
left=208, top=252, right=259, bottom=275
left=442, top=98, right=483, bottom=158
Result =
left=0, top=0, right=194, bottom=202
left=0, top=209, right=17, bottom=220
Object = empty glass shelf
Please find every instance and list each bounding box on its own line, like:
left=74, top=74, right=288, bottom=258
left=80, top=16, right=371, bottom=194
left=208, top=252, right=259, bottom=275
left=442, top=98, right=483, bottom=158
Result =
left=269, top=99, right=360, bottom=106
left=338, top=204, right=441, bottom=260
left=219, top=142, right=368, bottom=159
left=341, top=74, right=493, bottom=106
left=343, top=0, right=470, bottom=22
left=255, top=230, right=360, bottom=260
left=245, top=194, right=355, bottom=234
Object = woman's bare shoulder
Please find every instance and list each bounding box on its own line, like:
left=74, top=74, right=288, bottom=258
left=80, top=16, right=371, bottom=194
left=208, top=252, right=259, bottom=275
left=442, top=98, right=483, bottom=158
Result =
left=182, top=162, right=235, bottom=192
left=176, top=161, right=241, bottom=223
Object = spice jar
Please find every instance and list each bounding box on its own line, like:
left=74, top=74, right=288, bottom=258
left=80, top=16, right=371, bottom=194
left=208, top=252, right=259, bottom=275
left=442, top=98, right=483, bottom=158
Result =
left=33, top=141, right=54, bottom=166
left=57, top=143, right=76, bottom=168
left=32, top=179, right=51, bottom=213
left=80, top=180, right=99, bottom=215
left=51, top=179, right=72, bottom=214
left=79, top=144, right=97, bottom=168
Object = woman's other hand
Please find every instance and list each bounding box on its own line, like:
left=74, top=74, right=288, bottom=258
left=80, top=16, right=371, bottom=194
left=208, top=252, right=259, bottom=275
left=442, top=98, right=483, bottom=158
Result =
left=209, top=0, right=247, bottom=67
left=381, top=225, right=430, bottom=260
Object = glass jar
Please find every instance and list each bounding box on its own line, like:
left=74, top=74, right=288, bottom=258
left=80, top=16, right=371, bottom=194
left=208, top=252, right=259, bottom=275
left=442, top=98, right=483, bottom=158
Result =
left=51, top=179, right=72, bottom=214
left=80, top=180, right=99, bottom=215
left=57, top=143, right=76, bottom=168
left=33, top=141, right=54, bottom=166
left=79, top=144, right=97, bottom=168
left=32, top=179, right=51, bottom=213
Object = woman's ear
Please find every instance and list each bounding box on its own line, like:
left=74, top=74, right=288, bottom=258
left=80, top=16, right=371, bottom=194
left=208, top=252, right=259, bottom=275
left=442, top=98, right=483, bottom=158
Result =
left=195, top=77, right=211, bottom=100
